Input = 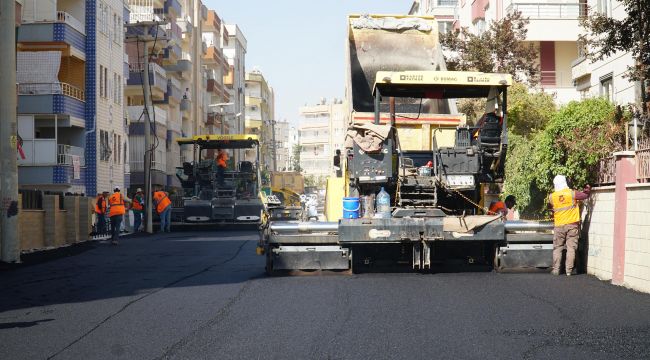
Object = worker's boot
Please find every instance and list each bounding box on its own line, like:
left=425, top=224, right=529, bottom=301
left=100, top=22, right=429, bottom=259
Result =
left=551, top=269, right=560, bottom=276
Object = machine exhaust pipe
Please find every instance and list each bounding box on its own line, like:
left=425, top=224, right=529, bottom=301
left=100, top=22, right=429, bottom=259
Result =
left=504, top=221, right=554, bottom=232
left=270, top=222, right=339, bottom=234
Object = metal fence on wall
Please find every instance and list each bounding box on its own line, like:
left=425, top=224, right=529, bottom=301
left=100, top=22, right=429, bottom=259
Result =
left=596, top=156, right=616, bottom=185
left=637, top=138, right=650, bottom=183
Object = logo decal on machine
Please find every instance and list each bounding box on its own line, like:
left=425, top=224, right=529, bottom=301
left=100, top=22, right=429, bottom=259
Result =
left=369, top=229, right=391, bottom=239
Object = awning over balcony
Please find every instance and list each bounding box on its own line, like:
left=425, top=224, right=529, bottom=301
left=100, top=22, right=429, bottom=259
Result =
left=17, top=51, right=60, bottom=86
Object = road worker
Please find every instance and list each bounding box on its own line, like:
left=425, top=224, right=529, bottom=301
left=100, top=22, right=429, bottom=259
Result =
left=131, top=188, right=145, bottom=233
left=153, top=188, right=172, bottom=233
left=108, top=188, right=130, bottom=245
left=216, top=149, right=229, bottom=186
left=488, top=195, right=516, bottom=220
left=94, top=191, right=109, bottom=235
left=549, top=175, right=591, bottom=276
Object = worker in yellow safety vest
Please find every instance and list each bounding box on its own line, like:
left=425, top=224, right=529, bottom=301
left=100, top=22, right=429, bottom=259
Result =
left=548, top=175, right=591, bottom=276
left=153, top=188, right=172, bottom=233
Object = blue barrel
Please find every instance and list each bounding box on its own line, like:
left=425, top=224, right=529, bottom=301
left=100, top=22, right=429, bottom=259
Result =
left=342, top=197, right=360, bottom=219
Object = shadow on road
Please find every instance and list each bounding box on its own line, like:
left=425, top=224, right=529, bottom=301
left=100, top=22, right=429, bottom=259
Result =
left=0, top=230, right=264, bottom=314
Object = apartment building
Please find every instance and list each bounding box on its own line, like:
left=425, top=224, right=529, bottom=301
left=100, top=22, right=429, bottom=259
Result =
left=298, top=99, right=347, bottom=179
left=245, top=70, right=275, bottom=168
left=16, top=0, right=129, bottom=196
left=126, top=0, right=217, bottom=191
left=411, top=0, right=584, bottom=103
left=202, top=9, right=230, bottom=135
left=571, top=0, right=636, bottom=105
left=274, top=120, right=291, bottom=171
left=222, top=24, right=247, bottom=136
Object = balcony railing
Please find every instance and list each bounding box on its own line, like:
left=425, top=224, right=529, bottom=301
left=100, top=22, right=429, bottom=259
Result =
left=130, top=160, right=166, bottom=172
left=540, top=71, right=573, bottom=88
left=637, top=141, right=650, bottom=182
left=19, top=141, right=85, bottom=166
left=18, top=82, right=85, bottom=102
left=165, top=22, right=182, bottom=40
left=57, top=144, right=86, bottom=166
left=56, top=11, right=85, bottom=35
left=507, top=3, right=583, bottom=19
left=127, top=105, right=167, bottom=126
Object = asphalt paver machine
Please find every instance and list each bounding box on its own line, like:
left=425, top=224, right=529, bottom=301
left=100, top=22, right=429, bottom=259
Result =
left=174, top=134, right=264, bottom=225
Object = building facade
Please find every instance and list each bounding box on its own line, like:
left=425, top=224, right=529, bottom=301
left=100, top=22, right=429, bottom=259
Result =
left=411, top=0, right=585, bottom=104
left=222, top=24, right=247, bottom=137
left=274, top=120, right=291, bottom=171
left=571, top=0, right=636, bottom=105
left=298, top=99, right=346, bottom=180
left=202, top=9, right=230, bottom=135
left=244, top=70, right=276, bottom=168
left=16, top=0, right=129, bottom=196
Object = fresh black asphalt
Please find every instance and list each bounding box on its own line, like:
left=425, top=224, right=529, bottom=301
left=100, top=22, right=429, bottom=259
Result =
left=2, top=230, right=650, bottom=360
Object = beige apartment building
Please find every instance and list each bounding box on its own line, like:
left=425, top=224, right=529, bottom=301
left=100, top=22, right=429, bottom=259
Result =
left=298, top=99, right=347, bottom=180
left=410, top=0, right=584, bottom=104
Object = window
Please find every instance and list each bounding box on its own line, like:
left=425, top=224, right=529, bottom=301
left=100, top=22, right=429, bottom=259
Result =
left=597, top=0, right=611, bottom=16
left=104, top=67, right=108, bottom=99
left=99, top=65, right=104, bottom=98
left=475, top=19, right=486, bottom=35
left=600, top=74, right=613, bottom=101
left=437, top=0, right=458, bottom=6
left=100, top=130, right=111, bottom=161
left=438, top=21, right=453, bottom=35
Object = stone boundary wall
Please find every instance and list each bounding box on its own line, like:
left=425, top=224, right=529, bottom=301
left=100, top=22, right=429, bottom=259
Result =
left=18, top=195, right=94, bottom=253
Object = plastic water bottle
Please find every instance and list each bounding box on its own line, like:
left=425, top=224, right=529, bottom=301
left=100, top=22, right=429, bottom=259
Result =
left=375, top=187, right=391, bottom=218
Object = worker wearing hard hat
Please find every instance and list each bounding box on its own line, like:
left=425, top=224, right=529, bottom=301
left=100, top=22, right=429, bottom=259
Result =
left=131, top=188, right=145, bottom=232
left=488, top=195, right=516, bottom=219
left=549, top=175, right=591, bottom=276
left=108, top=187, right=130, bottom=245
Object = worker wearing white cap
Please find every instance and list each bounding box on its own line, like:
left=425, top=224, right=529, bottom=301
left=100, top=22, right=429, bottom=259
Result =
left=131, top=188, right=145, bottom=232
left=548, top=175, right=591, bottom=276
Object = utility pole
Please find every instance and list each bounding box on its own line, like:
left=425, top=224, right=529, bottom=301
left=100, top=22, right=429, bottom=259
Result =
left=0, top=1, right=19, bottom=263
left=271, top=120, right=277, bottom=171
left=126, top=22, right=167, bottom=234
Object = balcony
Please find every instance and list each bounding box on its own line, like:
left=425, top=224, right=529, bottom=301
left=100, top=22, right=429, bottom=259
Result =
left=204, top=10, right=222, bottom=32
left=19, top=142, right=85, bottom=167
left=18, top=83, right=85, bottom=119
left=18, top=12, right=86, bottom=56
left=223, top=65, right=234, bottom=89
left=163, top=42, right=182, bottom=63
left=127, top=104, right=168, bottom=127
left=126, top=62, right=168, bottom=98
left=207, top=79, right=224, bottom=97
left=165, top=21, right=182, bottom=43
left=571, top=56, right=591, bottom=81
left=506, top=2, right=584, bottom=41
left=177, top=18, right=193, bottom=43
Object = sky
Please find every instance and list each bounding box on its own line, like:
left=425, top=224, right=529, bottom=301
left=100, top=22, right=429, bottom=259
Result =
left=204, top=0, right=410, bottom=124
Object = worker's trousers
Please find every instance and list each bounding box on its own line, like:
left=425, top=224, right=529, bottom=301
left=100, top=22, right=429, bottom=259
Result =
left=110, top=215, right=123, bottom=241
left=159, top=206, right=171, bottom=233
left=553, top=223, right=580, bottom=274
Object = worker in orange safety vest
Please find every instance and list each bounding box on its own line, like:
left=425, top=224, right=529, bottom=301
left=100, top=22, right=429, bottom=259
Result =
left=153, top=188, right=172, bottom=233
left=108, top=187, right=130, bottom=245
left=94, top=191, right=109, bottom=235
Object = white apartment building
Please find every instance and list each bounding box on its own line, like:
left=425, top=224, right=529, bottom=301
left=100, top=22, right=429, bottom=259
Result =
left=412, top=0, right=585, bottom=104
left=274, top=120, right=291, bottom=171
left=202, top=9, right=230, bottom=135
left=16, top=0, right=129, bottom=196
left=298, top=99, right=347, bottom=179
left=571, top=0, right=636, bottom=105
left=222, top=24, right=247, bottom=136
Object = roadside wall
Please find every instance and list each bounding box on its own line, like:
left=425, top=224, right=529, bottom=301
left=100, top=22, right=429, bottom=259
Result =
left=18, top=195, right=94, bottom=253
left=584, top=187, right=615, bottom=281
left=623, top=184, right=650, bottom=292
left=585, top=152, right=650, bottom=294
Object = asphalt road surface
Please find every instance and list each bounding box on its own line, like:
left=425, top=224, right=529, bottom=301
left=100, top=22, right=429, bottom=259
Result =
left=2, top=230, right=650, bottom=360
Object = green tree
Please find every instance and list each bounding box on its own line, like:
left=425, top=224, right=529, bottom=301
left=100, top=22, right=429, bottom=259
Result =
left=440, top=11, right=539, bottom=85
left=581, top=0, right=650, bottom=115
left=507, top=83, right=557, bottom=137
left=504, top=98, right=626, bottom=215
left=292, top=144, right=302, bottom=172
